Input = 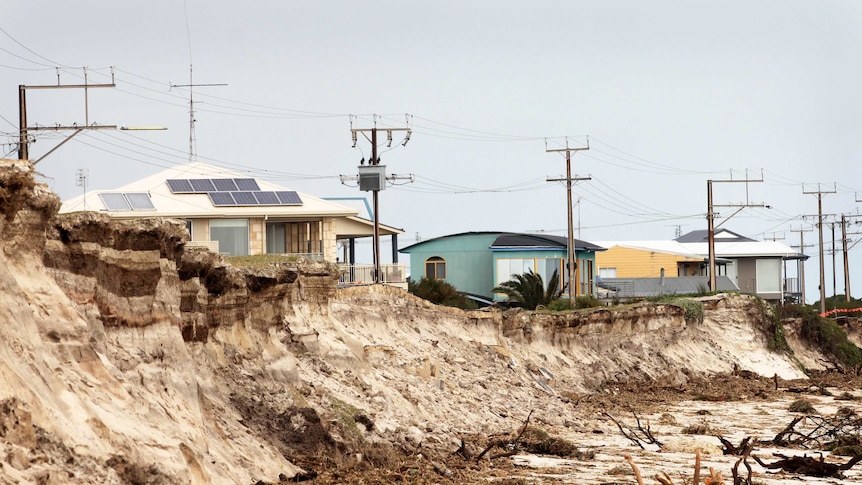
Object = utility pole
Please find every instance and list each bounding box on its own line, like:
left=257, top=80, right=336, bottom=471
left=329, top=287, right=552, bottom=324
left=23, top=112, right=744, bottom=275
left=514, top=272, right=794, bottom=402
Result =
left=546, top=137, right=590, bottom=303
left=18, top=68, right=118, bottom=161
left=790, top=226, right=814, bottom=305
left=707, top=173, right=768, bottom=292
left=803, top=183, right=836, bottom=314
left=830, top=219, right=837, bottom=298
left=349, top=115, right=412, bottom=283
left=170, top=65, right=227, bottom=162
left=843, top=211, right=862, bottom=302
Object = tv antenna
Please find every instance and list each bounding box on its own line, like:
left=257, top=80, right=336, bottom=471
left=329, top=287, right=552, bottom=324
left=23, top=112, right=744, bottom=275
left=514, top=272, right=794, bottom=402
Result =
left=170, top=65, right=226, bottom=162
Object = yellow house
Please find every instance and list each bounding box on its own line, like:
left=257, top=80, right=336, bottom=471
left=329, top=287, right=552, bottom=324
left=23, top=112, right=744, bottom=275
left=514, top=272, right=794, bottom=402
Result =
left=594, top=242, right=710, bottom=279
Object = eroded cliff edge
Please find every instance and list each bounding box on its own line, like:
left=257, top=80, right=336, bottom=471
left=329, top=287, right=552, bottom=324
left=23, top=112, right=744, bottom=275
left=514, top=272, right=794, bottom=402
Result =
left=0, top=160, right=814, bottom=483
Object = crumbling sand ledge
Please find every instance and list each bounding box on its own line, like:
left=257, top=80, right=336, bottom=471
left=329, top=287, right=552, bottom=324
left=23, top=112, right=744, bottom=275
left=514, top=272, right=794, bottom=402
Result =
left=0, top=160, right=853, bottom=484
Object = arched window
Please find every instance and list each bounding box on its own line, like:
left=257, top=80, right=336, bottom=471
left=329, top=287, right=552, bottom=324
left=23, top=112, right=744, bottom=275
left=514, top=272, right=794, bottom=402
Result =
left=425, top=256, right=446, bottom=280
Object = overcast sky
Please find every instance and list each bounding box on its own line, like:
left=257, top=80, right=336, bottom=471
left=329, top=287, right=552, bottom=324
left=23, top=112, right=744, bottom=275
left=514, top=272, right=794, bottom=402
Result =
left=3, top=1, right=861, bottom=300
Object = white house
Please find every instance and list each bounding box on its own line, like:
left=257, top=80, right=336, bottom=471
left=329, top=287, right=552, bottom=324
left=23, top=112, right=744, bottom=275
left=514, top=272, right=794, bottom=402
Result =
left=60, top=162, right=403, bottom=270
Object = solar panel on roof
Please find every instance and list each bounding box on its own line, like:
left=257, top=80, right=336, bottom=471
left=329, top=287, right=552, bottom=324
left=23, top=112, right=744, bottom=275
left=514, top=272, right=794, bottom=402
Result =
left=253, top=191, right=280, bottom=205
left=234, top=178, right=260, bottom=191
left=231, top=191, right=259, bottom=206
left=166, top=179, right=194, bottom=193
left=276, top=191, right=302, bottom=205
left=100, top=193, right=131, bottom=211
left=125, top=192, right=155, bottom=210
left=212, top=179, right=238, bottom=192
left=190, top=179, right=217, bottom=192
left=208, top=192, right=236, bottom=206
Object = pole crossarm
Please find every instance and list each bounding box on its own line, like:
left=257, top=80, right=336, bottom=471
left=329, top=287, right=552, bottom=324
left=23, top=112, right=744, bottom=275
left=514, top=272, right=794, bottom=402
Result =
left=706, top=176, right=767, bottom=292
left=20, top=83, right=115, bottom=90
left=18, top=77, right=118, bottom=161
left=28, top=124, right=117, bottom=131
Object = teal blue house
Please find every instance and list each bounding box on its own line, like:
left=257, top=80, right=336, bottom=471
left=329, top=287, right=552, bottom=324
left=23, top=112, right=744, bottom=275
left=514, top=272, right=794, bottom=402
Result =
left=399, top=232, right=605, bottom=303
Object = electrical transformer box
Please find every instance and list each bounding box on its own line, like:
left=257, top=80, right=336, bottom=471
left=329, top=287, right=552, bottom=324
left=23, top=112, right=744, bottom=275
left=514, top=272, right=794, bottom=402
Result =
left=358, top=165, right=386, bottom=191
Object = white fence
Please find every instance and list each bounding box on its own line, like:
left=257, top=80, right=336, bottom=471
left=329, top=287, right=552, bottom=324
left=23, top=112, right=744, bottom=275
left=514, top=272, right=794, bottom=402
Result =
left=339, top=263, right=407, bottom=289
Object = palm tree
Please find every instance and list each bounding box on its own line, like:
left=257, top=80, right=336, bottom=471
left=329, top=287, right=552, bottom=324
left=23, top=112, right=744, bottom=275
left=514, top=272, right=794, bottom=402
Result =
left=493, top=269, right=562, bottom=310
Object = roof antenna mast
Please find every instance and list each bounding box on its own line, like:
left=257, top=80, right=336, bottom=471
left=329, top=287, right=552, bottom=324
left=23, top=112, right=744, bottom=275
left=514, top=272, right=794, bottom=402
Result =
left=170, top=65, right=227, bottom=162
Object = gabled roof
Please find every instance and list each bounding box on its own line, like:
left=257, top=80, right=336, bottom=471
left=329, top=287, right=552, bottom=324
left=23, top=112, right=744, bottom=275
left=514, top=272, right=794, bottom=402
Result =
left=600, top=231, right=806, bottom=260
left=60, top=161, right=360, bottom=219
left=595, top=240, right=734, bottom=263
left=399, top=231, right=605, bottom=253
left=595, top=240, right=706, bottom=258
left=680, top=241, right=806, bottom=259
left=490, top=233, right=605, bottom=252
left=675, top=229, right=754, bottom=243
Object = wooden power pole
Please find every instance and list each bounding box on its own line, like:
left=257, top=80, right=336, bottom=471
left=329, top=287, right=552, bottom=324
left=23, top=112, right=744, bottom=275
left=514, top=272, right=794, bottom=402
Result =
left=546, top=137, right=590, bottom=303
left=803, top=183, right=836, bottom=314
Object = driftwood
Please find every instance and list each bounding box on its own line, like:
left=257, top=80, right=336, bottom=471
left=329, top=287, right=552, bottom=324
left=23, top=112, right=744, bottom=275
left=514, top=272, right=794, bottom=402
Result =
left=717, top=435, right=753, bottom=456
left=474, top=409, right=533, bottom=462
left=771, top=412, right=862, bottom=448
left=752, top=452, right=862, bottom=478
left=452, top=437, right=471, bottom=460
left=729, top=440, right=754, bottom=485
left=624, top=451, right=725, bottom=485
left=605, top=412, right=663, bottom=449
left=771, top=416, right=805, bottom=446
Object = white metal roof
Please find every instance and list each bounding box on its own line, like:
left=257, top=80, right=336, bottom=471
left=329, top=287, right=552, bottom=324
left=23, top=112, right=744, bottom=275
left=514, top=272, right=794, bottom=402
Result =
left=60, top=161, right=360, bottom=219
left=593, top=240, right=705, bottom=258
left=595, top=239, right=801, bottom=258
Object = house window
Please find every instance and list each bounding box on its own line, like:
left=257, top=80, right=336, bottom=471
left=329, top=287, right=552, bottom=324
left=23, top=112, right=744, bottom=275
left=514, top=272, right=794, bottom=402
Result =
left=266, top=222, right=286, bottom=254
left=185, top=220, right=193, bottom=239
left=210, top=219, right=249, bottom=256
left=495, top=258, right=564, bottom=293
left=755, top=259, right=781, bottom=293
left=578, top=258, right=594, bottom=296
left=425, top=256, right=446, bottom=280
left=599, top=267, right=617, bottom=278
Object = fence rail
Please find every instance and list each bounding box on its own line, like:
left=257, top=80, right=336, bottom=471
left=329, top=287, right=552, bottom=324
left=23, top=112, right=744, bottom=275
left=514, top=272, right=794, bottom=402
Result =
left=339, top=263, right=407, bottom=289
left=783, top=277, right=800, bottom=294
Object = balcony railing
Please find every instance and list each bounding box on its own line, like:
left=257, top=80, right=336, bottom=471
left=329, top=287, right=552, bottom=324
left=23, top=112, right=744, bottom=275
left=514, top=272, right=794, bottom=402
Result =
left=783, top=277, right=800, bottom=294
left=338, top=263, right=407, bottom=289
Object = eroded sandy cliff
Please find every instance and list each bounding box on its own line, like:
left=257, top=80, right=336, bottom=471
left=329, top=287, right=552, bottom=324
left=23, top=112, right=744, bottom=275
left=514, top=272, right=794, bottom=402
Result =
left=0, top=160, right=822, bottom=483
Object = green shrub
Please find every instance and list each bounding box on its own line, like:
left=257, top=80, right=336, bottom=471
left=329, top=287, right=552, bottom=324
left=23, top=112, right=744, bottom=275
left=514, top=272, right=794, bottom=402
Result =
left=788, top=399, right=816, bottom=414
left=574, top=295, right=602, bottom=309
left=546, top=298, right=572, bottom=312
left=408, top=278, right=477, bottom=310
left=757, top=299, right=791, bottom=353
left=665, top=298, right=704, bottom=324
left=825, top=295, right=862, bottom=317
left=780, top=304, right=862, bottom=371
